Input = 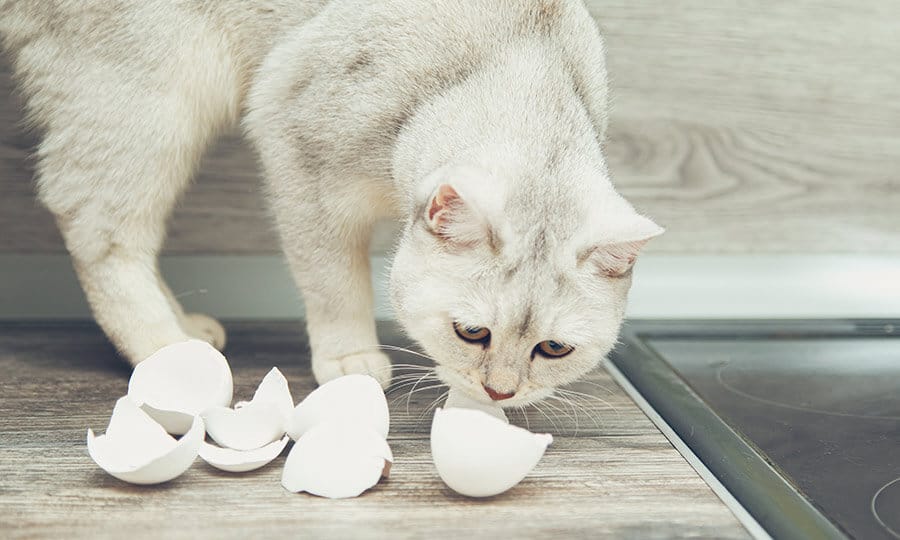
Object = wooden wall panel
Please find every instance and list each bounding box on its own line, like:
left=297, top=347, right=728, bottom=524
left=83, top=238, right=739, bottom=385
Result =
left=1, top=1, right=898, bottom=254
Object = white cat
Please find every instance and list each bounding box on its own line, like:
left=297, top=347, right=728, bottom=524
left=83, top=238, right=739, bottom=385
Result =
left=1, top=0, right=662, bottom=407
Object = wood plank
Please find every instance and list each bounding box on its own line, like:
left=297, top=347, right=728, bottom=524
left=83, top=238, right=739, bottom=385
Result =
left=0, top=322, right=748, bottom=539
left=2, top=1, right=897, bottom=254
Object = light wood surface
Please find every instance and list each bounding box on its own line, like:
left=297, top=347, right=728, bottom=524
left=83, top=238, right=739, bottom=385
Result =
left=2, top=1, right=898, bottom=254
left=0, top=322, right=748, bottom=539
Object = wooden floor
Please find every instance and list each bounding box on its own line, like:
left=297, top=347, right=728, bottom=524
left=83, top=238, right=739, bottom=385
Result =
left=0, top=322, right=749, bottom=539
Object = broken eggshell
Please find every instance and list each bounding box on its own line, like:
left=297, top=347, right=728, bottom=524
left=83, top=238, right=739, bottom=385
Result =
left=87, top=395, right=204, bottom=485
left=286, top=374, right=389, bottom=440
left=444, top=387, right=509, bottom=423
left=199, top=435, right=290, bottom=473
left=128, top=339, right=233, bottom=435
left=281, top=422, right=393, bottom=499
left=431, top=407, right=552, bottom=498
left=203, top=367, right=294, bottom=451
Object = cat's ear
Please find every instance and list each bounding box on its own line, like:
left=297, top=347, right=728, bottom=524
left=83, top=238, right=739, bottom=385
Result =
left=424, top=184, right=489, bottom=245
left=580, top=214, right=664, bottom=277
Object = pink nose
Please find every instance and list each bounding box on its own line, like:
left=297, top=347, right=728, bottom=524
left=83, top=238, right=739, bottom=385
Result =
left=483, top=385, right=515, bottom=401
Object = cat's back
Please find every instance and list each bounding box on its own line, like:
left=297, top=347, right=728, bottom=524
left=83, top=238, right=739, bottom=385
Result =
left=0, top=0, right=324, bottom=78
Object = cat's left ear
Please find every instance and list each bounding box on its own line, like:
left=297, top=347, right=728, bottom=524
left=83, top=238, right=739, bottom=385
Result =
left=580, top=214, right=664, bottom=277
left=423, top=184, right=490, bottom=245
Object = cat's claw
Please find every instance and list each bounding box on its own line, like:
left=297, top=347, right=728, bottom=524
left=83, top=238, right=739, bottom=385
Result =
left=182, top=313, right=227, bottom=351
left=313, top=351, right=393, bottom=390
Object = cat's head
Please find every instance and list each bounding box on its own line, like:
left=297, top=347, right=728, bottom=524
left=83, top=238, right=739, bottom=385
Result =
left=389, top=163, right=662, bottom=407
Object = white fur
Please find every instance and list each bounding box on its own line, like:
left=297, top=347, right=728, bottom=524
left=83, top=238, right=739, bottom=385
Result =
left=1, top=0, right=661, bottom=398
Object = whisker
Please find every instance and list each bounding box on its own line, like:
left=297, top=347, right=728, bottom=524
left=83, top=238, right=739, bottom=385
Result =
left=530, top=401, right=561, bottom=433
left=386, top=376, right=439, bottom=396
left=173, top=288, right=208, bottom=300
left=539, top=399, right=572, bottom=434
left=399, top=383, right=447, bottom=416
left=389, top=384, right=446, bottom=410
left=373, top=344, right=438, bottom=363
left=405, top=371, right=440, bottom=413
left=516, top=405, right=531, bottom=431
left=390, top=379, right=446, bottom=405
left=548, top=394, right=602, bottom=432
left=566, top=379, right=618, bottom=396
left=555, top=388, right=620, bottom=416
left=416, top=389, right=450, bottom=426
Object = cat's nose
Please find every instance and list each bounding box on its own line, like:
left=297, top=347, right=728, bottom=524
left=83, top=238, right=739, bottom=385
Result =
left=483, top=385, right=515, bottom=401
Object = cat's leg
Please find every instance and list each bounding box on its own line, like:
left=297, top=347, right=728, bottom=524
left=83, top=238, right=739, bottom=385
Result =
left=19, top=41, right=239, bottom=365
left=269, top=178, right=392, bottom=388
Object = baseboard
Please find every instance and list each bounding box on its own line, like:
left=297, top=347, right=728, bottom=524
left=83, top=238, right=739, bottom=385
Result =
left=0, top=254, right=898, bottom=320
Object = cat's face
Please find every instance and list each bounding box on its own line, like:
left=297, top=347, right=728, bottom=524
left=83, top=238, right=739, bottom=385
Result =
left=390, top=165, right=662, bottom=407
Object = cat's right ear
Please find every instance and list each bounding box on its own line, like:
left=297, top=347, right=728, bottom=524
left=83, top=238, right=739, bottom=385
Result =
left=424, top=184, right=487, bottom=245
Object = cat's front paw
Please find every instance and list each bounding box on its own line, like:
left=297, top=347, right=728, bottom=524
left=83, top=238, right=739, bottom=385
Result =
left=182, top=313, right=227, bottom=351
left=313, top=351, right=393, bottom=389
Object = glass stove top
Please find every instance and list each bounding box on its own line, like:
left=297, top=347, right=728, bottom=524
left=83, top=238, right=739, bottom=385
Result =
left=611, top=320, right=900, bottom=540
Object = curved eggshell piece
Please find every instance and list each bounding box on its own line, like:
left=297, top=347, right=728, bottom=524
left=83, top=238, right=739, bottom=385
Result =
left=281, top=422, right=392, bottom=499
left=87, top=396, right=204, bottom=485
left=199, top=436, right=290, bottom=473
left=128, top=340, right=233, bottom=435
left=202, top=401, right=285, bottom=451
left=286, top=374, right=389, bottom=440
left=430, top=407, right=552, bottom=498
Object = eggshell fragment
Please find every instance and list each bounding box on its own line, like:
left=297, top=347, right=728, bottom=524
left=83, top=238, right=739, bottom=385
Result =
left=251, top=367, right=294, bottom=425
left=87, top=396, right=204, bottom=485
left=203, top=367, right=294, bottom=451
left=202, top=402, right=284, bottom=451
left=128, top=340, right=233, bottom=435
left=431, top=407, right=552, bottom=498
left=281, top=422, right=393, bottom=499
left=445, top=388, right=509, bottom=423
left=199, top=436, right=290, bottom=473
left=286, top=374, right=389, bottom=440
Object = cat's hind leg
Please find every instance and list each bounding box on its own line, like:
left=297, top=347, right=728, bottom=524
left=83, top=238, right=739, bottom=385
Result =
left=14, top=23, right=240, bottom=364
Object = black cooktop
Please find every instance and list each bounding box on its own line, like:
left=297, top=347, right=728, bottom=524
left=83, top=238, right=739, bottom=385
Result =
left=611, top=320, right=900, bottom=540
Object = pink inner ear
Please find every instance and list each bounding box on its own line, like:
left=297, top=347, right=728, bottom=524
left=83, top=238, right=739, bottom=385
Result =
left=592, top=240, right=647, bottom=277
left=427, top=184, right=462, bottom=230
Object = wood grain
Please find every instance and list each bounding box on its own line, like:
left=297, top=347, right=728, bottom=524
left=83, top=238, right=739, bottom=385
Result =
left=1, top=1, right=897, bottom=254
left=0, top=322, right=748, bottom=539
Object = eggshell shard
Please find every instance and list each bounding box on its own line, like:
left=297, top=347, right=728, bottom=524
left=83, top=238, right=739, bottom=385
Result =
left=445, top=388, right=509, bottom=423
left=251, top=367, right=294, bottom=425
left=202, top=367, right=294, bottom=451
left=87, top=396, right=204, bottom=485
left=281, top=422, right=393, bottom=499
left=203, top=402, right=285, bottom=451
left=431, top=407, right=552, bottom=498
left=128, top=340, right=233, bottom=435
left=199, top=435, right=290, bottom=473
left=286, top=374, right=389, bottom=440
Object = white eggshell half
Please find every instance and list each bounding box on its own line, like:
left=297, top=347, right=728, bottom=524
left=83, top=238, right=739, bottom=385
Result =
left=286, top=374, right=389, bottom=440
left=445, top=388, right=509, bottom=423
left=281, top=423, right=393, bottom=499
left=431, top=407, right=552, bottom=498
left=87, top=395, right=204, bottom=485
left=199, top=435, right=290, bottom=473
left=128, top=340, right=233, bottom=435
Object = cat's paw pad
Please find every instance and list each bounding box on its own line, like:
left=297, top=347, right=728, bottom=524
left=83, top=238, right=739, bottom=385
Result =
left=182, top=313, right=227, bottom=351
left=313, top=351, right=393, bottom=389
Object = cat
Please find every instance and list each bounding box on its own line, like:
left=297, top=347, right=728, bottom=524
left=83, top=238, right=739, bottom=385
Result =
left=0, top=0, right=662, bottom=407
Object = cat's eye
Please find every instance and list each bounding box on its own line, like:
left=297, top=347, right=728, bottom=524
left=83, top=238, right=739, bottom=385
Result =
left=535, top=340, right=574, bottom=358
left=453, top=322, right=491, bottom=344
